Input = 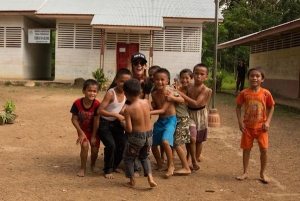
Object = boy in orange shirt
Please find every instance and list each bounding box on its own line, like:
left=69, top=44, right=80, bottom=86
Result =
left=236, top=66, right=275, bottom=183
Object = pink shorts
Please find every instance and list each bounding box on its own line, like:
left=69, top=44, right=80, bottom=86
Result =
left=189, top=126, right=207, bottom=143
left=240, top=127, right=268, bottom=149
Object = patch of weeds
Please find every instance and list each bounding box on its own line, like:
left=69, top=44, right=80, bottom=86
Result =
left=215, top=92, right=236, bottom=106
left=7, top=89, right=18, bottom=93
left=35, top=82, right=42, bottom=87
left=4, top=81, right=12, bottom=86
left=274, top=105, right=300, bottom=119
left=14, top=82, right=24, bottom=86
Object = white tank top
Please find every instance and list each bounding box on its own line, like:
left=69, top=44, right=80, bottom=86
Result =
left=101, top=88, right=126, bottom=121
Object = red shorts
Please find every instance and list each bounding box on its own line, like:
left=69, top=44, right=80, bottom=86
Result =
left=78, top=131, right=100, bottom=148
left=240, top=127, right=268, bottom=149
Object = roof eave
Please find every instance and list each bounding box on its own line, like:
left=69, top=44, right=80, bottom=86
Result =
left=36, top=14, right=93, bottom=20
left=92, top=25, right=162, bottom=31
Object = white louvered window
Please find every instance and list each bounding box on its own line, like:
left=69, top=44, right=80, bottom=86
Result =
left=183, top=27, right=201, bottom=52
left=0, top=27, right=4, bottom=47
left=140, top=34, right=150, bottom=51
left=153, top=30, right=164, bottom=51
left=165, top=27, right=182, bottom=52
left=57, top=23, right=102, bottom=49
left=106, top=33, right=117, bottom=50
left=129, top=34, right=139, bottom=44
left=75, top=24, right=92, bottom=49
left=0, top=27, right=22, bottom=48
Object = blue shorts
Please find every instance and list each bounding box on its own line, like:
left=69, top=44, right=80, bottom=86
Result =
left=153, top=115, right=177, bottom=147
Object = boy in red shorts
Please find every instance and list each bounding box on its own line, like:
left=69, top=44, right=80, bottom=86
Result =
left=70, top=79, right=101, bottom=177
left=236, top=66, right=275, bottom=183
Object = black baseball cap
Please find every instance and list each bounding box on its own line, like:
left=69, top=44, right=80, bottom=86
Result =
left=131, top=52, right=147, bottom=63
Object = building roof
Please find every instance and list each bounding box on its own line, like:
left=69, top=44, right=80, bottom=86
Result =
left=0, top=0, right=47, bottom=12
left=218, top=18, right=300, bottom=49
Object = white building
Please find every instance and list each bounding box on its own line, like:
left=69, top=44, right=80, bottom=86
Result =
left=0, top=0, right=222, bottom=81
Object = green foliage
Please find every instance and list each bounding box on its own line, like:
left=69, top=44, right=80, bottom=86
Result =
left=4, top=81, right=12, bottom=86
left=205, top=70, right=228, bottom=93
left=3, top=99, right=16, bottom=114
left=92, top=69, right=109, bottom=91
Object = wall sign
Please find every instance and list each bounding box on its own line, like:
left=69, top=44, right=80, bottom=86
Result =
left=28, top=29, right=50, bottom=44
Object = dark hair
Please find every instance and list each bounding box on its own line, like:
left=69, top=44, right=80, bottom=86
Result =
left=154, top=68, right=170, bottom=81
left=193, top=63, right=209, bottom=74
left=247, top=66, right=265, bottom=79
left=83, top=79, right=99, bottom=90
left=123, top=78, right=141, bottom=97
left=148, top=65, right=161, bottom=73
left=115, top=68, right=132, bottom=79
left=180, top=68, right=193, bottom=78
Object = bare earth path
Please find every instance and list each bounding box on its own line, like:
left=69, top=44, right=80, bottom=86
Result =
left=0, top=85, right=299, bottom=201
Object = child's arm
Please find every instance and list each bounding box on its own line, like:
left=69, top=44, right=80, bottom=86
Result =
left=71, top=114, right=87, bottom=145
left=150, top=100, right=172, bottom=115
left=90, top=115, right=100, bottom=146
left=123, top=108, right=132, bottom=133
left=263, top=105, right=274, bottom=131
left=97, top=90, right=124, bottom=121
left=177, top=87, right=210, bottom=108
left=165, top=91, right=184, bottom=103
left=236, top=104, right=245, bottom=133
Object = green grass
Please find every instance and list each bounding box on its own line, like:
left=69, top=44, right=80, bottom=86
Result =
left=220, top=73, right=248, bottom=90
left=273, top=104, right=300, bottom=118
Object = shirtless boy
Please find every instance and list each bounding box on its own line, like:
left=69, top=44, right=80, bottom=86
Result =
left=176, top=63, right=211, bottom=170
left=121, top=78, right=157, bottom=188
left=151, top=68, right=178, bottom=177
left=95, top=68, right=131, bottom=179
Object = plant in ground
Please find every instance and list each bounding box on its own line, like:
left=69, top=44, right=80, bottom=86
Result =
left=92, top=68, right=109, bottom=91
left=2, top=99, right=17, bottom=123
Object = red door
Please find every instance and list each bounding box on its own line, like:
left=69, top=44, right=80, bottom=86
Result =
left=116, top=43, right=139, bottom=71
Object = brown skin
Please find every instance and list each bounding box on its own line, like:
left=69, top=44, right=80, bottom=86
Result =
left=94, top=74, right=131, bottom=179
left=132, top=59, right=149, bottom=100
left=71, top=84, right=100, bottom=177
left=236, top=69, right=274, bottom=183
left=175, top=66, right=211, bottom=169
left=122, top=94, right=157, bottom=188
left=151, top=72, right=176, bottom=177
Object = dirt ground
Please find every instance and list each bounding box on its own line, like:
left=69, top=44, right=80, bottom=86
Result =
left=0, top=84, right=299, bottom=201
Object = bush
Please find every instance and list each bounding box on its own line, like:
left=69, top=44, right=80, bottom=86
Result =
left=92, top=69, right=109, bottom=91
left=205, top=70, right=228, bottom=92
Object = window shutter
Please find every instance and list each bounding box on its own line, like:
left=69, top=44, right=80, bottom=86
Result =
left=75, top=24, right=92, bottom=49
left=183, top=27, right=201, bottom=52
left=0, top=27, right=4, bottom=47
left=164, top=26, right=182, bottom=52
left=106, top=33, right=116, bottom=50
left=153, top=30, right=164, bottom=51
left=57, top=23, right=75, bottom=49
left=140, top=34, right=150, bottom=51
left=6, top=27, right=21, bottom=48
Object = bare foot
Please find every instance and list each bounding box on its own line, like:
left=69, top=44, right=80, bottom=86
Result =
left=165, top=166, right=175, bottom=177
left=197, top=155, right=204, bottom=162
left=189, top=164, right=194, bottom=170
left=77, top=169, right=85, bottom=177
left=154, top=164, right=167, bottom=171
left=148, top=178, right=157, bottom=188
left=113, top=168, right=124, bottom=173
left=174, top=168, right=191, bottom=175
left=91, top=165, right=100, bottom=173
left=104, top=173, right=114, bottom=179
left=123, top=181, right=136, bottom=189
left=134, top=172, right=140, bottom=178
left=260, top=173, right=270, bottom=184
left=192, top=162, right=200, bottom=171
left=236, top=173, right=248, bottom=180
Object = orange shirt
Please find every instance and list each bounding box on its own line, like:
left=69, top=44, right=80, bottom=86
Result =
left=236, top=88, right=275, bottom=129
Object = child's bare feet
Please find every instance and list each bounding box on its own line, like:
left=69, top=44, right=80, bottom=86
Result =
left=91, top=165, right=100, bottom=173
left=197, top=155, right=204, bottom=162
left=147, top=178, right=157, bottom=188
left=104, top=173, right=114, bottom=179
left=260, top=173, right=270, bottom=183
left=154, top=164, right=166, bottom=171
left=174, top=168, right=191, bottom=175
left=123, top=178, right=136, bottom=188
left=236, top=173, right=248, bottom=180
left=77, top=169, right=85, bottom=177
left=192, top=162, right=200, bottom=171
left=113, top=168, right=123, bottom=173
left=165, top=166, right=175, bottom=177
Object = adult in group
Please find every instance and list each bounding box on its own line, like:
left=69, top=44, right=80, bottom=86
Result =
left=235, top=59, right=247, bottom=93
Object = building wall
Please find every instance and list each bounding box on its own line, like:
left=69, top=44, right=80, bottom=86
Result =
left=0, top=16, right=23, bottom=79
left=23, top=17, right=52, bottom=79
left=250, top=46, right=300, bottom=98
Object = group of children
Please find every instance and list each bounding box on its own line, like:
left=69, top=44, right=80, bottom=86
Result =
left=70, top=52, right=275, bottom=188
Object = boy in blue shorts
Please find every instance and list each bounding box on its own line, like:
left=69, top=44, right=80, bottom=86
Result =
left=151, top=68, right=177, bottom=177
left=70, top=79, right=100, bottom=177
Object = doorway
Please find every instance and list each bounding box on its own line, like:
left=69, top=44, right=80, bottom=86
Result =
left=116, top=43, right=139, bottom=71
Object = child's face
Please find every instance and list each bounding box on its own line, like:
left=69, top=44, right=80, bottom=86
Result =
left=248, top=70, right=264, bottom=88
left=154, top=72, right=169, bottom=90
left=115, top=74, right=131, bottom=91
left=193, top=67, right=208, bottom=84
left=148, top=69, right=157, bottom=83
left=180, top=72, right=192, bottom=88
left=82, top=84, right=98, bottom=101
left=132, top=59, right=147, bottom=77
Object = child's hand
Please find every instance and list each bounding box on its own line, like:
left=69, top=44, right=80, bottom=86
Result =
left=76, top=133, right=87, bottom=145
left=165, top=92, right=175, bottom=101
left=238, top=122, right=245, bottom=133
left=151, top=101, right=156, bottom=110
left=262, top=122, right=269, bottom=131
left=90, top=136, right=97, bottom=146
left=116, top=114, right=125, bottom=122
left=120, top=120, right=126, bottom=128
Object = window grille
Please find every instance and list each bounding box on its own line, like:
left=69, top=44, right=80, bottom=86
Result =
left=5, top=27, right=21, bottom=48
left=106, top=33, right=116, bottom=50
left=153, top=30, right=164, bottom=51
left=140, top=34, right=150, bottom=51
left=164, top=26, right=182, bottom=52
left=183, top=27, right=201, bottom=52
left=75, top=24, right=92, bottom=49
left=57, top=23, right=75, bottom=48
left=0, top=27, right=4, bottom=47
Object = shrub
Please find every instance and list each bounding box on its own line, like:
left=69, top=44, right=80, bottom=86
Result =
left=4, top=81, right=12, bottom=86
left=205, top=70, right=228, bottom=93
left=3, top=99, right=16, bottom=114
left=92, top=69, right=109, bottom=91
